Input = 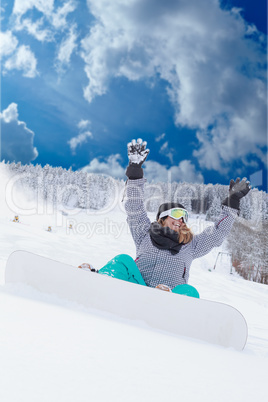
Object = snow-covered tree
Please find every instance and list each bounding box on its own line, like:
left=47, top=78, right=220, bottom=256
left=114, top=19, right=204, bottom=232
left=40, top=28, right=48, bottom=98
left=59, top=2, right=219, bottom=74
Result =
left=206, top=196, right=222, bottom=222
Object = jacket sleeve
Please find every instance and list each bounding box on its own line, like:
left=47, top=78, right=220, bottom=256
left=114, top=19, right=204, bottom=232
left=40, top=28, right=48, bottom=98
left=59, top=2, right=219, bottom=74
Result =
left=191, top=206, right=237, bottom=259
left=124, top=178, right=151, bottom=247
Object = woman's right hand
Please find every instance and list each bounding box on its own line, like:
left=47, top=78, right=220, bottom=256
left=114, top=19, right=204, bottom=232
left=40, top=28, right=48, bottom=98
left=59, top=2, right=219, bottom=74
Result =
left=127, top=138, right=150, bottom=166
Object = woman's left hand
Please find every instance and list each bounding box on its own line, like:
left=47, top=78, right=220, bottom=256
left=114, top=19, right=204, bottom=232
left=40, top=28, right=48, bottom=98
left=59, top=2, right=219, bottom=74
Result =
left=222, top=177, right=251, bottom=210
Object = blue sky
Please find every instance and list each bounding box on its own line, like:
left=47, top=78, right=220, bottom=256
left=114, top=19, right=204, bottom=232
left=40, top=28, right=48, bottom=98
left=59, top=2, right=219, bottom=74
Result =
left=0, top=0, right=267, bottom=190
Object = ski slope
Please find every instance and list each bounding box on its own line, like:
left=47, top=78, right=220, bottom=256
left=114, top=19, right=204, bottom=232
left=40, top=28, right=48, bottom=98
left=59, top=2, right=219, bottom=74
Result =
left=0, top=167, right=267, bottom=402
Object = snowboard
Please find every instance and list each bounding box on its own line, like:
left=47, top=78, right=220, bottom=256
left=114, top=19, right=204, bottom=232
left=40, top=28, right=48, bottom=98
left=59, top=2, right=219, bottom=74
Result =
left=5, top=250, right=248, bottom=350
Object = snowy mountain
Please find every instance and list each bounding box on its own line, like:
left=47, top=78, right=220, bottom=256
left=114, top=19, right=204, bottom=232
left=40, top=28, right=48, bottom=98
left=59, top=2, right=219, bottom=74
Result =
left=0, top=164, right=267, bottom=402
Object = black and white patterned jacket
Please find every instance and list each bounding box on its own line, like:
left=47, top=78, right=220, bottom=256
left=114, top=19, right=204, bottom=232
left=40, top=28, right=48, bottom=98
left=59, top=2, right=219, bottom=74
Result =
left=125, top=178, right=237, bottom=289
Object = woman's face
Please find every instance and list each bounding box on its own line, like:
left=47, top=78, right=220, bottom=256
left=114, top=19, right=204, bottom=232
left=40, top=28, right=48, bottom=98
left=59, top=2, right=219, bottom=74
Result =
left=162, top=216, right=185, bottom=232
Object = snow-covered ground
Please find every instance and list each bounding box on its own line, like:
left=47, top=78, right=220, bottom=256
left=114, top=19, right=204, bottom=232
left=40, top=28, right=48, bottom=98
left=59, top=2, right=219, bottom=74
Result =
left=0, top=166, right=267, bottom=402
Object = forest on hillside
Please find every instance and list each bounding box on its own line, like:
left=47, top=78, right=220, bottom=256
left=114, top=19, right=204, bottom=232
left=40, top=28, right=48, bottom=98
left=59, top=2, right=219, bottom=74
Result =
left=2, top=161, right=268, bottom=284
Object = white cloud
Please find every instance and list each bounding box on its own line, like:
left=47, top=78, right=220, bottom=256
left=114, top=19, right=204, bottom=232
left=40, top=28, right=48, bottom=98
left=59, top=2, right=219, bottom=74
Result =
left=9, top=0, right=78, bottom=76
left=4, top=45, right=38, bottom=77
left=56, top=24, right=78, bottom=71
left=81, top=154, right=203, bottom=183
left=51, top=0, right=77, bottom=29
left=12, top=0, right=54, bottom=16
left=193, top=100, right=267, bottom=171
left=12, top=0, right=77, bottom=33
left=155, top=135, right=175, bottom=163
left=81, top=154, right=125, bottom=179
left=155, top=133, right=166, bottom=142
left=159, top=141, right=175, bottom=164
left=160, top=142, right=168, bottom=152
left=0, top=102, right=19, bottom=122
left=1, top=5, right=6, bottom=21
left=0, top=31, right=38, bottom=79
left=68, top=120, right=93, bottom=154
left=0, top=31, right=18, bottom=57
left=68, top=131, right=93, bottom=154
left=14, top=17, right=53, bottom=42
left=144, top=160, right=204, bottom=184
left=78, top=120, right=91, bottom=130
left=12, top=1, right=53, bottom=42
left=0, top=103, right=38, bottom=163
left=81, top=0, right=266, bottom=172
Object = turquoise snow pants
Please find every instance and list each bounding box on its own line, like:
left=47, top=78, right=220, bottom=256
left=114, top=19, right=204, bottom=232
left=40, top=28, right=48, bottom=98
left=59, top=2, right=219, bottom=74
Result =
left=98, top=254, right=147, bottom=286
left=98, top=254, right=200, bottom=298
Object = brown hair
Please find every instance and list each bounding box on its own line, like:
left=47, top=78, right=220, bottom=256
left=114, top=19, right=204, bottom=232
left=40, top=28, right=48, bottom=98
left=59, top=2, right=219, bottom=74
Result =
left=158, top=218, right=194, bottom=244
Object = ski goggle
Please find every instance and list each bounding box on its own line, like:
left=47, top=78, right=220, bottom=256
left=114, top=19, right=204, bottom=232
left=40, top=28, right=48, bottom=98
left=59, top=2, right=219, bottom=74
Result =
left=159, top=208, right=189, bottom=223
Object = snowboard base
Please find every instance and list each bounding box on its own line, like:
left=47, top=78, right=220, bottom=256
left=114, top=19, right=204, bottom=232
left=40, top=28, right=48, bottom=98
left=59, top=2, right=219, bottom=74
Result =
left=5, top=250, right=248, bottom=350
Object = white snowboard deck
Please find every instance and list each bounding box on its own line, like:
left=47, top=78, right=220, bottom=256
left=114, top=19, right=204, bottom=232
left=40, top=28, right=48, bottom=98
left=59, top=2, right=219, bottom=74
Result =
left=5, top=250, right=248, bottom=350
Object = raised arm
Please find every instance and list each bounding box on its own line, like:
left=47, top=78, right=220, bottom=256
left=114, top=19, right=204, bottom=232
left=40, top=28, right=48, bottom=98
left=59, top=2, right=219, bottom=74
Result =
left=192, top=206, right=237, bottom=259
left=125, top=179, right=151, bottom=247
left=124, top=139, right=151, bottom=247
left=192, top=177, right=251, bottom=259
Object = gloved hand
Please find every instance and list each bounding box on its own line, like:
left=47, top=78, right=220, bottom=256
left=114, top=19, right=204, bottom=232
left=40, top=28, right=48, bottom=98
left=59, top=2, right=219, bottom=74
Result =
left=126, top=138, right=150, bottom=179
left=222, top=177, right=251, bottom=210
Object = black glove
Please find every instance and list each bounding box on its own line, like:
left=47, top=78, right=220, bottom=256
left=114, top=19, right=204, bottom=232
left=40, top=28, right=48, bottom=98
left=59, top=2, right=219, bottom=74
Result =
left=222, top=177, right=251, bottom=210
left=125, top=138, right=150, bottom=179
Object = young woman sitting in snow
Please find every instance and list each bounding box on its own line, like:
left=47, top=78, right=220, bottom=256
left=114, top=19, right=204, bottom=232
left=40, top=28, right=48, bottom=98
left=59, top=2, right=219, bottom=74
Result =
left=79, top=139, right=251, bottom=298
